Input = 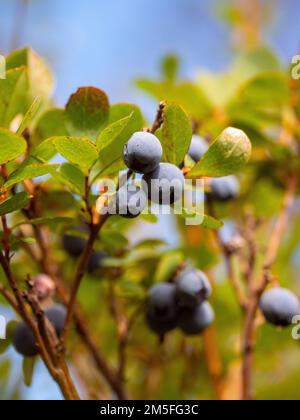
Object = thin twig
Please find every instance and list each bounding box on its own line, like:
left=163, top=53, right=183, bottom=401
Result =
left=203, top=326, right=224, bottom=400
left=150, top=101, right=165, bottom=134
left=60, top=217, right=108, bottom=346
left=208, top=200, right=247, bottom=310
left=0, top=210, right=79, bottom=400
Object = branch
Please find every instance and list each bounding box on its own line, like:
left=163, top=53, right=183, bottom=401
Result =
left=60, top=216, right=108, bottom=346
left=208, top=200, right=247, bottom=310
left=61, top=169, right=133, bottom=347
left=241, top=174, right=298, bottom=400
left=0, top=284, right=19, bottom=314
left=150, top=101, right=165, bottom=134
left=203, top=326, right=224, bottom=400
left=0, top=212, right=79, bottom=400
left=20, top=207, right=127, bottom=399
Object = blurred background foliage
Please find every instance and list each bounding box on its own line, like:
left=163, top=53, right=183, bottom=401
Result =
left=0, top=0, right=300, bottom=400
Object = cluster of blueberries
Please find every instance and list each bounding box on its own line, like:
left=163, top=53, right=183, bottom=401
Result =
left=146, top=267, right=214, bottom=337
left=111, top=132, right=240, bottom=219
left=13, top=305, right=66, bottom=357
left=113, top=131, right=185, bottom=217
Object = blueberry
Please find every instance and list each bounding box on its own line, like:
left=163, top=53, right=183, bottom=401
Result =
left=259, top=287, right=300, bottom=327
left=123, top=132, right=163, bottom=174
left=146, top=310, right=177, bottom=335
left=146, top=283, right=178, bottom=322
left=62, top=226, right=89, bottom=257
left=13, top=323, right=38, bottom=357
left=146, top=283, right=179, bottom=335
left=44, top=304, right=67, bottom=337
left=142, top=163, right=185, bottom=205
left=175, top=268, right=212, bottom=308
left=13, top=305, right=67, bottom=357
left=87, top=251, right=108, bottom=274
left=111, top=186, right=147, bottom=219
left=207, top=176, right=240, bottom=202
left=188, top=135, right=208, bottom=162
left=33, top=274, right=55, bottom=300
left=178, top=302, right=215, bottom=336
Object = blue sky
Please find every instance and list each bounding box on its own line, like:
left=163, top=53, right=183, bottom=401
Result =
left=0, top=0, right=299, bottom=112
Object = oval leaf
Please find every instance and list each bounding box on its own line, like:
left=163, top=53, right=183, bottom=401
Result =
left=96, top=114, right=132, bottom=151
left=0, top=320, right=18, bottom=355
left=6, top=47, right=54, bottom=103
left=58, top=163, right=85, bottom=195
left=180, top=210, right=224, bottom=229
left=64, top=87, right=109, bottom=140
left=0, top=67, right=28, bottom=127
left=0, top=128, right=27, bottom=165
left=53, top=136, right=98, bottom=171
left=0, top=192, right=30, bottom=216
left=32, top=108, right=68, bottom=146
left=92, top=103, right=143, bottom=178
left=4, top=164, right=59, bottom=189
left=187, top=127, right=252, bottom=178
left=157, top=103, right=192, bottom=166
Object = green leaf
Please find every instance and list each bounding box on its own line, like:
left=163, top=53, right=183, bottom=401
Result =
left=0, top=192, right=30, bottom=216
left=32, top=108, right=68, bottom=145
left=22, top=357, right=36, bottom=387
left=201, top=214, right=224, bottom=229
left=17, top=96, right=42, bottom=135
left=96, top=114, right=132, bottom=151
left=13, top=217, right=74, bottom=230
left=53, top=136, right=99, bottom=171
left=64, top=87, right=109, bottom=140
left=228, top=72, right=289, bottom=127
left=109, top=103, right=144, bottom=127
left=197, top=47, right=281, bottom=108
left=0, top=67, right=28, bottom=127
left=6, top=47, right=54, bottom=103
left=92, top=103, right=143, bottom=178
left=31, top=138, right=57, bottom=162
left=155, top=251, right=184, bottom=283
left=0, top=339, right=10, bottom=355
left=187, top=127, right=252, bottom=178
left=0, top=320, right=18, bottom=355
left=140, top=213, right=159, bottom=224
left=0, top=128, right=27, bottom=165
left=157, top=103, right=192, bottom=166
left=179, top=210, right=224, bottom=229
left=4, top=164, right=59, bottom=189
left=91, top=157, right=125, bottom=181
left=99, top=231, right=129, bottom=251
left=136, top=79, right=211, bottom=120
left=161, top=54, right=179, bottom=82
left=59, top=163, right=85, bottom=195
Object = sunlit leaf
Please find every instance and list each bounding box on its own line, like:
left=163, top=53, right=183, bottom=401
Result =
left=187, top=127, right=252, bottom=178
left=64, top=87, right=109, bottom=140
left=0, top=192, right=30, bottom=216
left=0, top=128, right=27, bottom=165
